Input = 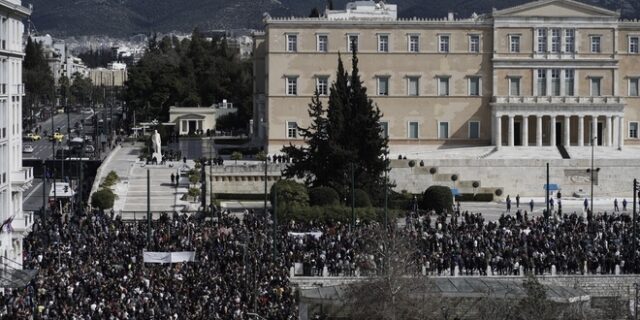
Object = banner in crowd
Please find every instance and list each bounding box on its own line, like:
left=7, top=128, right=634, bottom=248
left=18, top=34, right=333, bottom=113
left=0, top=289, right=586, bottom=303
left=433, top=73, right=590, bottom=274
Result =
left=143, top=251, right=196, bottom=264
left=287, top=232, right=323, bottom=239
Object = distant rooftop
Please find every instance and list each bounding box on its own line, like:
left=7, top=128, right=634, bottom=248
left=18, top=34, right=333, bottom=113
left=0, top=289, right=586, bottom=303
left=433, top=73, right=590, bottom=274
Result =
left=326, top=0, right=397, bottom=20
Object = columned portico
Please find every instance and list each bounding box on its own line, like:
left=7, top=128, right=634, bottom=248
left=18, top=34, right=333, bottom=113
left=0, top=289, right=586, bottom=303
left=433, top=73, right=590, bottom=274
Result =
left=490, top=96, right=625, bottom=148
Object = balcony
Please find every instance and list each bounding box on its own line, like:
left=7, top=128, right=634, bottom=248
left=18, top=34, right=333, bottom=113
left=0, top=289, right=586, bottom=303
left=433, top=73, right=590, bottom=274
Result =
left=493, top=96, right=624, bottom=105
left=10, top=210, right=33, bottom=233
left=491, top=96, right=625, bottom=115
left=11, top=167, right=32, bottom=189
left=10, top=84, right=23, bottom=95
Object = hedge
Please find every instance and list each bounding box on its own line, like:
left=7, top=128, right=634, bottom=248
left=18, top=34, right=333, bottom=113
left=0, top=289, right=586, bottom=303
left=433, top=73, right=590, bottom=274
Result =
left=309, top=187, right=340, bottom=206
left=455, top=193, right=494, bottom=202
left=214, top=193, right=266, bottom=201
left=91, top=188, right=116, bottom=210
left=420, top=185, right=453, bottom=214
left=347, top=189, right=372, bottom=208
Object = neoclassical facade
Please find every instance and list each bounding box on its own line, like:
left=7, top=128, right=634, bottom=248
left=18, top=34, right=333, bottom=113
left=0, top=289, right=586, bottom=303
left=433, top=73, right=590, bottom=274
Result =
left=253, top=0, right=640, bottom=154
left=0, top=0, right=32, bottom=269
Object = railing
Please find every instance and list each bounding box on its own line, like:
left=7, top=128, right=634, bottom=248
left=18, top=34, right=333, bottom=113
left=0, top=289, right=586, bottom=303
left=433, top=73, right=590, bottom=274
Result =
left=493, top=96, right=624, bottom=105
left=10, top=84, right=23, bottom=95
left=10, top=211, right=33, bottom=233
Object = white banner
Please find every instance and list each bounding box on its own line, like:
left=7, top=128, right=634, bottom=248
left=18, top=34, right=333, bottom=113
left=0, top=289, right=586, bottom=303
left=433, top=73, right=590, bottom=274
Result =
left=287, top=232, right=323, bottom=239
left=143, top=251, right=196, bottom=264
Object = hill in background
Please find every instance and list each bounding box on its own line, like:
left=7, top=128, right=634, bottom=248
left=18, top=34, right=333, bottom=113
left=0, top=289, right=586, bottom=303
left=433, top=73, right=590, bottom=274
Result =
left=27, top=0, right=637, bottom=37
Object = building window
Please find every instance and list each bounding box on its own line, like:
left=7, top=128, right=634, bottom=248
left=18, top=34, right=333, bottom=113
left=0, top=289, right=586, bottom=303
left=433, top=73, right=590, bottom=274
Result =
left=286, top=34, right=297, bottom=52
left=437, top=77, right=450, bottom=96
left=509, top=77, right=521, bottom=96
left=408, top=35, right=419, bottom=52
left=591, top=36, right=601, bottom=53
left=469, top=121, right=480, bottom=139
left=380, top=121, right=389, bottom=138
left=407, top=76, right=419, bottom=96
left=439, top=35, right=450, bottom=53
left=438, top=122, right=449, bottom=139
left=287, top=122, right=297, bottom=139
left=377, top=76, right=389, bottom=96
left=550, top=29, right=561, bottom=53
left=286, top=77, right=298, bottom=95
left=536, top=29, right=547, bottom=53
left=316, top=76, right=329, bottom=95
left=590, top=78, right=601, bottom=96
left=630, top=37, right=639, bottom=54
left=469, top=77, right=480, bottom=96
left=630, top=122, right=639, bottom=138
left=378, top=34, right=389, bottom=52
left=510, top=35, right=520, bottom=53
left=551, top=69, right=561, bottom=96
left=565, top=29, right=575, bottom=53
left=469, top=35, right=480, bottom=53
left=347, top=34, right=359, bottom=52
left=408, top=122, right=419, bottom=139
left=630, top=78, right=639, bottom=97
left=537, top=69, right=546, bottom=96
left=565, top=69, right=575, bottom=96
left=317, top=34, right=328, bottom=52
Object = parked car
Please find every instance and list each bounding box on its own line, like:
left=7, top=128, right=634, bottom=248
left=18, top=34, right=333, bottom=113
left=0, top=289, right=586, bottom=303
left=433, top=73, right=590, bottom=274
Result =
left=22, top=144, right=34, bottom=153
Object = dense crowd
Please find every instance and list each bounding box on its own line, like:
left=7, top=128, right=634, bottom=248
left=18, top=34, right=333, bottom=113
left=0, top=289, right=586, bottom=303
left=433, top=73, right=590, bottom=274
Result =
left=286, top=209, right=640, bottom=278
left=2, top=205, right=640, bottom=318
left=7, top=211, right=296, bottom=319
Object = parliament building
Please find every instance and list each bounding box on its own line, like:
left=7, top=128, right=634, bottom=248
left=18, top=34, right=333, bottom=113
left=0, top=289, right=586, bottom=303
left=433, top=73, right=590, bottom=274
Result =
left=253, top=0, right=640, bottom=155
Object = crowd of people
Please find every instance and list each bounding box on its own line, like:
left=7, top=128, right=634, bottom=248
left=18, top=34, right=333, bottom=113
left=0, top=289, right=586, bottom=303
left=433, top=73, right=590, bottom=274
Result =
left=5, top=211, right=296, bottom=319
left=285, top=209, right=640, bottom=278
left=2, top=203, right=640, bottom=318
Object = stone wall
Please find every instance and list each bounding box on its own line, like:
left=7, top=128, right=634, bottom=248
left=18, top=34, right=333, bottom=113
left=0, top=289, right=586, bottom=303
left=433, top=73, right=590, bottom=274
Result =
left=207, top=163, right=282, bottom=194
left=389, top=158, right=640, bottom=197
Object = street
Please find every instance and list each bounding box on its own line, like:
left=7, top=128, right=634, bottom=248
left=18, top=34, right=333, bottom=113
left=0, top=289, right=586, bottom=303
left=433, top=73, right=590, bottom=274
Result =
left=23, top=112, right=92, bottom=160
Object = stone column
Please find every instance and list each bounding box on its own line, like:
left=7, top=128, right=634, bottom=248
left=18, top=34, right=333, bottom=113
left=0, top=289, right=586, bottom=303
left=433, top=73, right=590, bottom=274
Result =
left=508, top=115, right=515, bottom=147
left=522, top=115, right=529, bottom=147
left=612, top=115, right=618, bottom=147
left=550, top=115, right=556, bottom=146
left=592, top=115, right=598, bottom=146
left=619, top=115, right=625, bottom=150
left=578, top=115, right=584, bottom=147
left=495, top=115, right=502, bottom=147
left=604, top=116, right=613, bottom=147
left=536, top=115, right=543, bottom=146
left=564, top=115, right=570, bottom=146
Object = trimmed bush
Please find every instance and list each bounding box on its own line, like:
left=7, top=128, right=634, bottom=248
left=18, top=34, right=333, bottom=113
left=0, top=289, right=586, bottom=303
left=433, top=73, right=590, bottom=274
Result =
left=215, top=193, right=266, bottom=201
left=270, top=180, right=309, bottom=208
left=91, top=188, right=116, bottom=210
left=101, top=171, right=120, bottom=188
left=388, top=190, right=415, bottom=210
left=347, top=189, right=372, bottom=208
left=429, top=167, right=437, bottom=174
left=309, top=187, right=340, bottom=207
left=408, top=160, right=416, bottom=168
left=420, top=185, right=453, bottom=214
left=495, top=188, right=503, bottom=196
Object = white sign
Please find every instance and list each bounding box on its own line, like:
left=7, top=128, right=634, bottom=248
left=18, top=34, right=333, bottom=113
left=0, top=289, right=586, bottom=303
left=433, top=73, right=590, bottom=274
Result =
left=143, top=251, right=196, bottom=264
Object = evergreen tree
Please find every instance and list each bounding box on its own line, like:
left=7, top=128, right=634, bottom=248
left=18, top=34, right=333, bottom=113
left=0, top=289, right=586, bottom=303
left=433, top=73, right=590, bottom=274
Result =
left=23, top=37, right=54, bottom=127
left=282, top=91, right=333, bottom=187
left=283, top=50, right=389, bottom=202
left=309, top=7, right=320, bottom=17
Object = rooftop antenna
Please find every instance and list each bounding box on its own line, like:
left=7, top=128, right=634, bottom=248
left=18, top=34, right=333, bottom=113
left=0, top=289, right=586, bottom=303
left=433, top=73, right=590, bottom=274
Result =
left=26, top=4, right=38, bottom=37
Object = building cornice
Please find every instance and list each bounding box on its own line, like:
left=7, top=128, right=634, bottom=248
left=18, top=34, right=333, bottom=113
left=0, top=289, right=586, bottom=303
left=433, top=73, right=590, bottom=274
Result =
left=492, top=58, right=619, bottom=68
left=264, top=17, right=492, bottom=28
left=0, top=0, right=31, bottom=17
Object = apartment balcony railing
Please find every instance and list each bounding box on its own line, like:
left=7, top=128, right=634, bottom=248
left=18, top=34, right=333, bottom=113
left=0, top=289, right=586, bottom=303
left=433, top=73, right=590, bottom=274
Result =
left=10, top=210, right=33, bottom=233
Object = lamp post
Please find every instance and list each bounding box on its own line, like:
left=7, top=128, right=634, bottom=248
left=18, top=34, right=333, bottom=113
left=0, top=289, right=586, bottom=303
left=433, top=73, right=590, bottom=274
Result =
left=586, top=135, right=600, bottom=215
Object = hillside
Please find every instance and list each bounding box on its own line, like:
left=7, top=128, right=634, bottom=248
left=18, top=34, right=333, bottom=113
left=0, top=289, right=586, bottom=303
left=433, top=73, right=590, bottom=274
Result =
left=26, top=0, right=637, bottom=37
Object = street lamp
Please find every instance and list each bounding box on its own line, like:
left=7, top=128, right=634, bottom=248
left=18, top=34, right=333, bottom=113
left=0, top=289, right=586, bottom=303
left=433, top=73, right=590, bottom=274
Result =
left=586, top=135, right=600, bottom=215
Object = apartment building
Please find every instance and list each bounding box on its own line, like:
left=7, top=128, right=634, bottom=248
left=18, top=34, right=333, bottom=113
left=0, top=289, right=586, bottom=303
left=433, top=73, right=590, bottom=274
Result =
left=254, top=0, right=640, bottom=154
left=0, top=0, right=33, bottom=270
